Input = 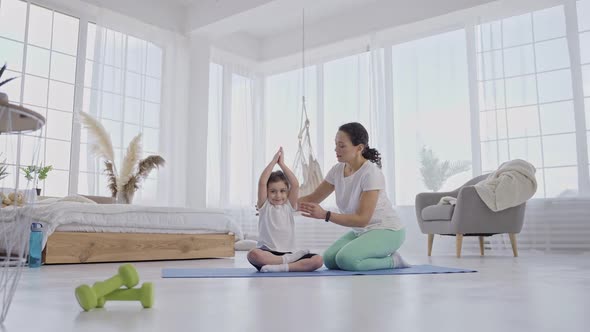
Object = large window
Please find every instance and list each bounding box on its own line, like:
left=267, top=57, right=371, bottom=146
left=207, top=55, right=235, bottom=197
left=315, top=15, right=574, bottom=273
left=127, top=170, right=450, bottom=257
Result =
left=578, top=0, right=590, bottom=183
left=78, top=23, right=162, bottom=203
left=392, top=30, right=472, bottom=205
left=0, top=0, right=79, bottom=196
left=476, top=6, right=579, bottom=198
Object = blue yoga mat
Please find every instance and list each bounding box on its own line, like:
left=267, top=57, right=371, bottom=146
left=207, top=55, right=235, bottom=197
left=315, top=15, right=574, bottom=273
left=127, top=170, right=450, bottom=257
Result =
left=161, top=265, right=476, bottom=278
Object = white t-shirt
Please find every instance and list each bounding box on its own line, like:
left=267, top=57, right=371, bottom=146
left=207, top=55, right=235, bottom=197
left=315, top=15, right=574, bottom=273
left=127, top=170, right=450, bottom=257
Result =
left=325, top=161, right=404, bottom=234
left=256, top=200, right=296, bottom=252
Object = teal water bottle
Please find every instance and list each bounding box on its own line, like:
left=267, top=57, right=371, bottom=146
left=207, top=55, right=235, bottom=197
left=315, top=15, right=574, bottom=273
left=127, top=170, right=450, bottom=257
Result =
left=28, top=222, right=43, bottom=268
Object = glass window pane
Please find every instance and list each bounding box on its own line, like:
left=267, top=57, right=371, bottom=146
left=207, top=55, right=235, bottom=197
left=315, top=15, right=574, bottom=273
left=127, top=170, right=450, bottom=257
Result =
left=20, top=135, right=45, bottom=168
left=535, top=38, right=570, bottom=72
left=50, top=52, right=76, bottom=83
left=0, top=0, right=27, bottom=41
left=104, top=29, right=124, bottom=68
left=481, top=141, right=498, bottom=171
left=143, top=127, right=159, bottom=152
left=540, top=101, right=575, bottom=135
left=124, top=98, right=141, bottom=124
left=143, top=102, right=160, bottom=127
left=579, top=32, right=590, bottom=64
left=52, top=12, right=79, bottom=56
left=503, top=13, right=533, bottom=47
left=100, top=119, right=121, bottom=148
left=537, top=69, right=573, bottom=103
left=28, top=4, right=52, bottom=49
left=543, top=134, right=578, bottom=167
left=509, top=137, right=543, bottom=166
left=479, top=111, right=497, bottom=140
left=534, top=169, right=545, bottom=198
left=578, top=0, right=590, bottom=32
left=26, top=45, right=50, bottom=77
left=507, top=106, right=539, bottom=138
left=46, top=109, right=72, bottom=141
left=480, top=80, right=505, bottom=110
left=505, top=75, right=537, bottom=107
left=544, top=167, right=578, bottom=197
left=533, top=6, right=566, bottom=41
left=43, top=169, right=69, bottom=197
left=23, top=75, right=48, bottom=107
left=84, top=60, right=94, bottom=88
left=103, top=65, right=123, bottom=94
left=126, top=36, right=146, bottom=73
left=0, top=37, right=24, bottom=72
left=146, top=42, right=162, bottom=78
left=476, top=21, right=502, bottom=52
left=586, top=98, right=590, bottom=129
left=145, top=77, right=161, bottom=103
left=48, top=80, right=74, bottom=111
left=86, top=23, right=96, bottom=61
left=497, top=109, right=508, bottom=139
left=583, top=65, right=590, bottom=96
left=503, top=45, right=534, bottom=77
left=480, top=50, right=503, bottom=79
left=100, top=92, right=122, bottom=121
left=125, top=71, right=142, bottom=98
left=44, top=139, right=71, bottom=170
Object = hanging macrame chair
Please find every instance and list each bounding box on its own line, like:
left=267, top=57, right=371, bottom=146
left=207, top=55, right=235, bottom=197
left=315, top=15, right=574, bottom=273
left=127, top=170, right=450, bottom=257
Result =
left=292, top=96, right=323, bottom=196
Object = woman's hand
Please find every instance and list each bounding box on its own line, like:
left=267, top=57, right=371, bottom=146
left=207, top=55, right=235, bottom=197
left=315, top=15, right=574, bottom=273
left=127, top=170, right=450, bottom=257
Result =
left=299, top=202, right=327, bottom=220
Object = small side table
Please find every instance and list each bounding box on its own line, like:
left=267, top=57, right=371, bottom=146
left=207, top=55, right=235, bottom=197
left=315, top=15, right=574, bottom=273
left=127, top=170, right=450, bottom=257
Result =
left=0, top=101, right=45, bottom=134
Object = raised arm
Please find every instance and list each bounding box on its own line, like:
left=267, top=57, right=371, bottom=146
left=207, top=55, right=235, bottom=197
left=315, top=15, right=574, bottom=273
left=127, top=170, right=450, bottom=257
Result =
left=277, top=147, right=299, bottom=209
left=298, top=181, right=335, bottom=204
left=257, top=148, right=281, bottom=209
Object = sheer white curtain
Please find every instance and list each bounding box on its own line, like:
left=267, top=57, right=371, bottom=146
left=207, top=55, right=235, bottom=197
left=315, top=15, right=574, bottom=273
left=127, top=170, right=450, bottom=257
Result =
left=206, top=56, right=263, bottom=237
left=79, top=11, right=189, bottom=207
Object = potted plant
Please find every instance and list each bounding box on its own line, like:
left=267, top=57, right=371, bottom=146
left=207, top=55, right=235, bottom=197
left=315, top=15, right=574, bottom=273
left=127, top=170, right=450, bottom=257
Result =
left=0, top=153, right=9, bottom=181
left=21, top=165, right=53, bottom=196
left=419, top=146, right=471, bottom=192
left=0, top=63, right=18, bottom=103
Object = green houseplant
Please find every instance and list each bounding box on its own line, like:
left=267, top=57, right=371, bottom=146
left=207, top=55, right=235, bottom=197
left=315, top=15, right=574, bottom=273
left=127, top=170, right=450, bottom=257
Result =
left=21, top=165, right=53, bottom=196
left=0, top=153, right=8, bottom=181
left=419, top=146, right=471, bottom=192
left=0, top=63, right=18, bottom=103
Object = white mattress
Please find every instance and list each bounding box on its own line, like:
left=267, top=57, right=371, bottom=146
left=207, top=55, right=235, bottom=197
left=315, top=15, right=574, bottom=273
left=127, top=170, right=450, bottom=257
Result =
left=25, top=200, right=243, bottom=246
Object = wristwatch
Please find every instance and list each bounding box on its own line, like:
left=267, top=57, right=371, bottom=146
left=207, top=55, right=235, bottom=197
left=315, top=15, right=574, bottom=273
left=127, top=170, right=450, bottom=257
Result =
left=325, top=211, right=331, bottom=222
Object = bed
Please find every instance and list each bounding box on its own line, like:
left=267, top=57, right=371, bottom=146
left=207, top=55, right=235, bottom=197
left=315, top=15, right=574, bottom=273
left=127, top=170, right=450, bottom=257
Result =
left=29, top=196, right=240, bottom=264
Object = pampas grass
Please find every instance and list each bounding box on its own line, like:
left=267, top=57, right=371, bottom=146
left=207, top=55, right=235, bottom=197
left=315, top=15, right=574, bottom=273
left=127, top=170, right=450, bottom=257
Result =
left=117, top=133, right=142, bottom=193
left=79, top=112, right=165, bottom=201
left=79, top=112, right=116, bottom=163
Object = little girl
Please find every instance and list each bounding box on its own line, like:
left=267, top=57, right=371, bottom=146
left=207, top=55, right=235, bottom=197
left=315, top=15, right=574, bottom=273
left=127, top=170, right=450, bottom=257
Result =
left=247, top=147, right=323, bottom=272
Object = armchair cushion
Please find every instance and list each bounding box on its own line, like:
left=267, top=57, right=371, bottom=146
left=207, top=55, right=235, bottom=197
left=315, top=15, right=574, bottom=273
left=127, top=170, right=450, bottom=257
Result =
left=421, top=205, right=455, bottom=221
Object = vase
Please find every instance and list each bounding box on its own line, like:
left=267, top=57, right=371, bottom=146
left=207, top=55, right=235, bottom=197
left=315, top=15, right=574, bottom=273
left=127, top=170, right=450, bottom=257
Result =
left=115, top=191, right=135, bottom=204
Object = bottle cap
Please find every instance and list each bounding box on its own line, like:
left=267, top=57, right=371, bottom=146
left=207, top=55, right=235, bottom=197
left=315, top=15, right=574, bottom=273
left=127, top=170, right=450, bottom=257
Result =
left=30, top=222, right=43, bottom=231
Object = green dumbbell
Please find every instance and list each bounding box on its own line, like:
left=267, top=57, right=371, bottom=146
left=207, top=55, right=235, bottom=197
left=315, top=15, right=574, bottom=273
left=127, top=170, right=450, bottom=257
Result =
left=96, top=282, right=154, bottom=309
left=75, top=264, right=140, bottom=311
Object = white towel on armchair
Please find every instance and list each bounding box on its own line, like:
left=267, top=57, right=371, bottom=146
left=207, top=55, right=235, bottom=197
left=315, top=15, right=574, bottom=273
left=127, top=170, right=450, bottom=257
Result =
left=474, top=159, right=537, bottom=212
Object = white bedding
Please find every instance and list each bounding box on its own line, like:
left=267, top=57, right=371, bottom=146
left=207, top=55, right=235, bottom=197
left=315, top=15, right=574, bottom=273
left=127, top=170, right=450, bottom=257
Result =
left=24, top=200, right=243, bottom=246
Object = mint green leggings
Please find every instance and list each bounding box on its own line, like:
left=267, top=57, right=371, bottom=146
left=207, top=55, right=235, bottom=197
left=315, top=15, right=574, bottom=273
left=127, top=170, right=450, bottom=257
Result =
left=323, top=228, right=406, bottom=271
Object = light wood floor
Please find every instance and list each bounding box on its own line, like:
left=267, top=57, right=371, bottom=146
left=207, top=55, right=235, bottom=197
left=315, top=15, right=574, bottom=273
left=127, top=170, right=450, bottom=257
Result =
left=3, top=251, right=589, bottom=332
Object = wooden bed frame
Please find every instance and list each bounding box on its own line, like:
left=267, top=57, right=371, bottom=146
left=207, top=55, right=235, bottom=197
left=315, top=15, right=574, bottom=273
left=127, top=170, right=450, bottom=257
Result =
left=43, top=232, right=235, bottom=264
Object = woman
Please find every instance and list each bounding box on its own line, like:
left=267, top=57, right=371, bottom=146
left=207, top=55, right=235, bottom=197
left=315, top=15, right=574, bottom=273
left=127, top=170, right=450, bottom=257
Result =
left=299, top=122, right=409, bottom=271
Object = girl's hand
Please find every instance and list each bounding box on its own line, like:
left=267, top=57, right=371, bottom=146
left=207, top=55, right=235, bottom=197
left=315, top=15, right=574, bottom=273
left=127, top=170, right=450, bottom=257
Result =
left=299, top=202, right=326, bottom=219
left=272, top=147, right=282, bottom=164
left=277, top=147, right=285, bottom=166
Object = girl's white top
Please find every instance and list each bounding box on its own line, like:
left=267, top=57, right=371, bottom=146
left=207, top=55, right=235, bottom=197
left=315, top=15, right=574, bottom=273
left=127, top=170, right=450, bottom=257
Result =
left=257, top=200, right=296, bottom=252
left=325, top=161, right=404, bottom=235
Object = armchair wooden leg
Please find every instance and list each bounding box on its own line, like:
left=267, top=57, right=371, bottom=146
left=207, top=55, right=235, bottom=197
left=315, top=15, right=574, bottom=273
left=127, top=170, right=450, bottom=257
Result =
left=427, top=234, right=434, bottom=256
left=509, top=233, right=518, bottom=257
left=479, top=236, right=484, bottom=256
left=456, top=234, right=463, bottom=258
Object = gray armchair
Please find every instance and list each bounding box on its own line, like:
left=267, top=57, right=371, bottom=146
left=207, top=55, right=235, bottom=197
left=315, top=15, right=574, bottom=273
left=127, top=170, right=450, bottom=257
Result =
left=415, top=174, right=525, bottom=257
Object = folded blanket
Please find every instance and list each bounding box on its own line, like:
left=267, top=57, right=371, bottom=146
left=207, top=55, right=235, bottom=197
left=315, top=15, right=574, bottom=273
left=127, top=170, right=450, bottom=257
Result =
left=475, top=159, right=537, bottom=212
left=438, top=196, right=457, bottom=206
